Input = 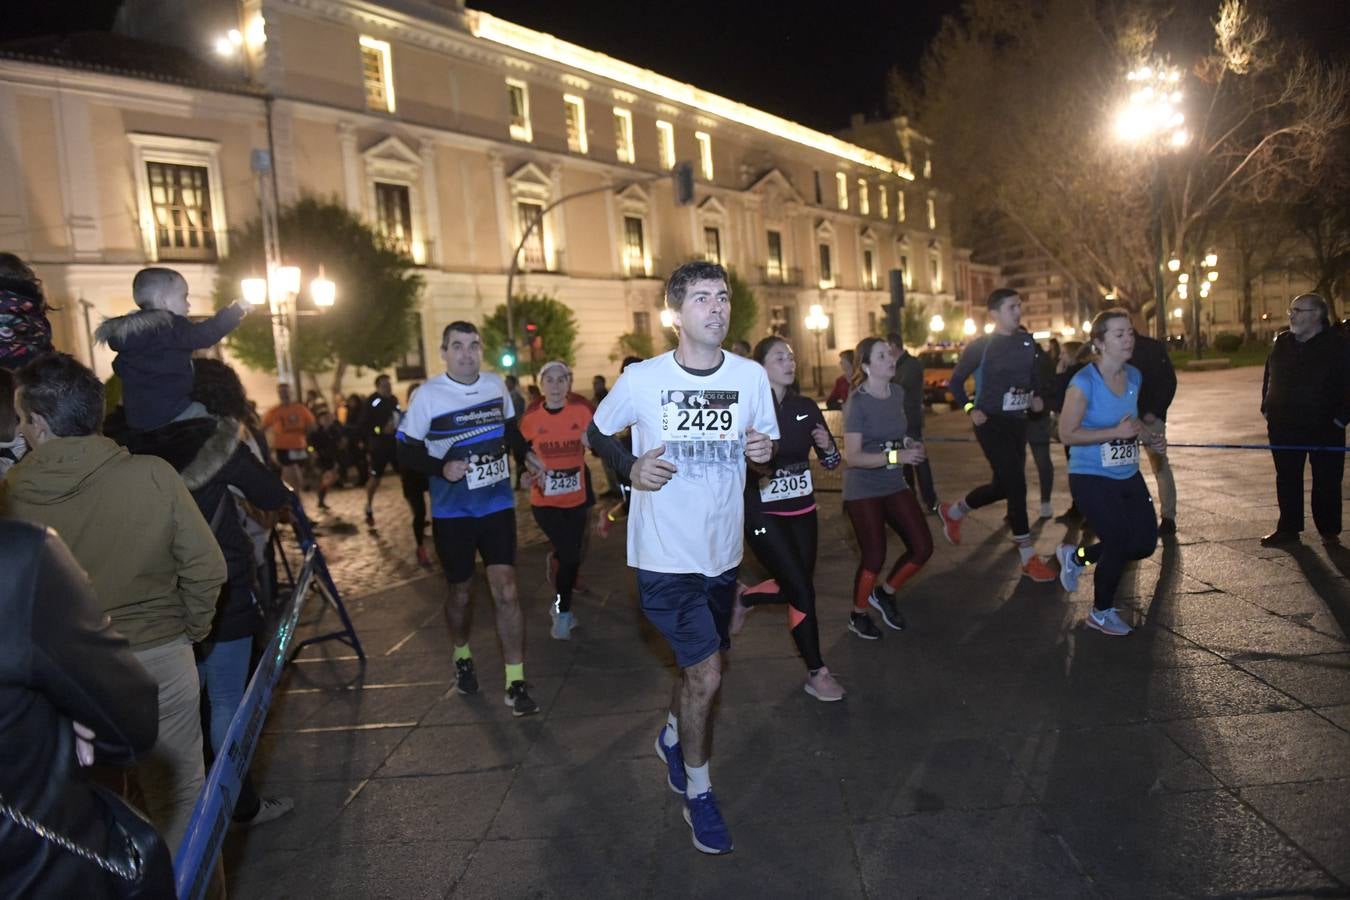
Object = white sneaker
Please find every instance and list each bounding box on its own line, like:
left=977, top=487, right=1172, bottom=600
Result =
left=1086, top=607, right=1132, bottom=636
left=234, top=796, right=294, bottom=828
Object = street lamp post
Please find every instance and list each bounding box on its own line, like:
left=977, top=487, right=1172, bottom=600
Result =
left=241, top=265, right=336, bottom=391
left=804, top=303, right=830, bottom=396
left=1115, top=62, right=1189, bottom=340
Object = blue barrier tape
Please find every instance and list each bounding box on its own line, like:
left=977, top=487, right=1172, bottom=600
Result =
left=918, top=436, right=1348, bottom=452
left=173, top=546, right=316, bottom=900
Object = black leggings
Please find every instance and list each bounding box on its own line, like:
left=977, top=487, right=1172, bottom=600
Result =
left=400, top=471, right=428, bottom=547
left=967, top=416, right=1030, bottom=535
left=532, top=504, right=590, bottom=612
left=844, top=490, right=933, bottom=605
left=1070, top=472, right=1158, bottom=610
left=1029, top=441, right=1054, bottom=504
left=742, top=509, right=823, bottom=671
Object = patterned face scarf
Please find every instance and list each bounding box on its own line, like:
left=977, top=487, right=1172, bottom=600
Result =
left=0, top=286, right=53, bottom=370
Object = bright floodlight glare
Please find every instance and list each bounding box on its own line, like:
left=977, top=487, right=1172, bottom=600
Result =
left=1207, top=270, right=1218, bottom=282
left=1171, top=129, right=1190, bottom=148
left=1081, top=320, right=1091, bottom=332
left=241, top=277, right=267, bottom=305
left=1167, top=258, right=1181, bottom=272
left=963, top=318, right=976, bottom=336
left=273, top=266, right=301, bottom=295
left=1204, top=252, right=1218, bottom=268
left=1178, top=284, right=1189, bottom=299
left=1178, top=272, right=1189, bottom=284
left=928, top=314, right=945, bottom=333
left=659, top=308, right=675, bottom=328
left=214, top=37, right=234, bottom=56
left=311, top=274, right=336, bottom=307
left=1173, top=308, right=1184, bottom=319
left=1062, top=326, right=1077, bottom=337
left=983, top=323, right=995, bottom=334
left=228, top=28, right=243, bottom=46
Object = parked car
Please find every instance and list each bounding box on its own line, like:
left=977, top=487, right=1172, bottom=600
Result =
left=918, top=347, right=964, bottom=406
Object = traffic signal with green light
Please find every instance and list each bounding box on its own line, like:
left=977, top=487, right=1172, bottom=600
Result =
left=499, top=342, right=517, bottom=369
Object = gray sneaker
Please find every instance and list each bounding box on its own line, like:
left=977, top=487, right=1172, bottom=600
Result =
left=550, top=609, right=575, bottom=640
left=1056, top=543, right=1082, bottom=593
left=1086, top=607, right=1132, bottom=636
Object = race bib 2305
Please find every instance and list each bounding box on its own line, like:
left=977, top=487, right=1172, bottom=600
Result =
left=760, top=461, right=813, bottom=503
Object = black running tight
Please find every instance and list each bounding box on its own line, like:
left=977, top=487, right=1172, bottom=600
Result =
left=1070, top=472, right=1158, bottom=610
left=531, top=504, right=590, bottom=612
left=844, top=490, right=933, bottom=607
left=742, top=510, right=823, bottom=671
left=400, top=471, right=428, bottom=547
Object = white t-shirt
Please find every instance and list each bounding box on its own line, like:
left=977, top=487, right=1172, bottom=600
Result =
left=592, top=350, right=779, bottom=576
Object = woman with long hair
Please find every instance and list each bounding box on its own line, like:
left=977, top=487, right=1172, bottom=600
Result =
left=841, top=337, right=934, bottom=640
left=519, top=360, right=595, bottom=640
left=732, top=336, right=845, bottom=700
left=1055, top=309, right=1164, bottom=635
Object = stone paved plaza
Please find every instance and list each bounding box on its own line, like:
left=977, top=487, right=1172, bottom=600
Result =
left=225, top=366, right=1350, bottom=899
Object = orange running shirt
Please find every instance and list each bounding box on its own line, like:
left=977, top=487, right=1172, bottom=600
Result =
left=262, top=402, right=316, bottom=450
left=520, top=399, right=592, bottom=508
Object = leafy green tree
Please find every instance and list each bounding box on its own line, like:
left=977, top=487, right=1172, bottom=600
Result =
left=481, top=293, right=578, bottom=379
left=724, top=269, right=759, bottom=349
left=611, top=331, right=654, bottom=362
left=901, top=301, right=929, bottom=348
left=212, top=196, right=422, bottom=394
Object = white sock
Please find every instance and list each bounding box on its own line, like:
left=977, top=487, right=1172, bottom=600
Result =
left=1014, top=538, right=1035, bottom=563
left=684, top=762, right=711, bottom=798
left=662, top=713, right=678, bottom=748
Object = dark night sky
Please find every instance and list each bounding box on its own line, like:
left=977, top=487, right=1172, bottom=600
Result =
left=4, top=1, right=1344, bottom=133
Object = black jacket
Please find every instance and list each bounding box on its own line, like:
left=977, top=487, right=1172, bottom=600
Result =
left=1262, top=328, right=1350, bottom=431
left=131, top=417, right=290, bottom=641
left=892, top=352, right=925, bottom=437
left=1129, top=334, right=1178, bottom=421
left=0, top=521, right=158, bottom=898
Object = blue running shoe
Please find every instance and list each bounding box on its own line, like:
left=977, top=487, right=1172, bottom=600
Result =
left=654, top=728, right=686, bottom=795
left=1056, top=543, right=1082, bottom=593
left=682, top=791, right=734, bottom=855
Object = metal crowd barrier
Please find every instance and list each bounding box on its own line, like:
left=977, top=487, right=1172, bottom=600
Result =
left=173, top=494, right=362, bottom=899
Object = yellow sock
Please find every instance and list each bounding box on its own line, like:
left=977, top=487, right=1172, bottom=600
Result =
left=453, top=644, right=472, bottom=662
left=505, top=662, right=524, bottom=686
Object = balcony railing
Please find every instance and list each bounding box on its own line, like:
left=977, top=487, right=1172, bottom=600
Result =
left=756, top=266, right=804, bottom=286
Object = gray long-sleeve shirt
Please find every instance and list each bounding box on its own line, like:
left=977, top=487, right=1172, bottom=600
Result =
left=948, top=332, right=1041, bottom=419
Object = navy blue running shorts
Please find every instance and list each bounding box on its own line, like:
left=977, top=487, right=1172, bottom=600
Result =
left=636, top=568, right=738, bottom=668
left=432, top=508, right=517, bottom=584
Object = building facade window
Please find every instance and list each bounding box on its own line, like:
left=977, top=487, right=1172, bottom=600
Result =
left=516, top=201, right=546, bottom=270
left=374, top=181, right=413, bottom=253
left=766, top=229, right=784, bottom=282
left=813, top=171, right=823, bottom=205
left=923, top=156, right=932, bottom=179
left=506, top=79, right=532, bottom=142
left=623, top=215, right=647, bottom=276
left=929, top=245, right=943, bottom=293
left=695, top=131, right=713, bottom=180
left=563, top=94, right=587, bottom=153
left=359, top=36, right=395, bottom=113
left=857, top=178, right=869, bottom=216
left=897, top=190, right=906, bottom=222
left=900, top=252, right=912, bottom=289
left=878, top=187, right=888, bottom=221
left=769, top=305, right=794, bottom=339
left=633, top=310, right=651, bottom=335
left=395, top=312, right=427, bottom=381
left=927, top=195, right=937, bottom=230
left=703, top=226, right=721, bottom=265
left=656, top=120, right=675, bottom=169
left=613, top=108, right=635, bottom=164
left=145, top=161, right=217, bottom=261
left=818, top=243, right=833, bottom=287
left=862, top=248, right=877, bottom=290
left=836, top=172, right=848, bottom=210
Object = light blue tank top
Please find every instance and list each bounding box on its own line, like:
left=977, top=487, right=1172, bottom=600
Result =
left=1068, top=363, right=1143, bottom=480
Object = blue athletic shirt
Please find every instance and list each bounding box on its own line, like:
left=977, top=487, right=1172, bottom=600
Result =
left=1067, top=363, right=1143, bottom=480
left=397, top=371, right=516, bottom=518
